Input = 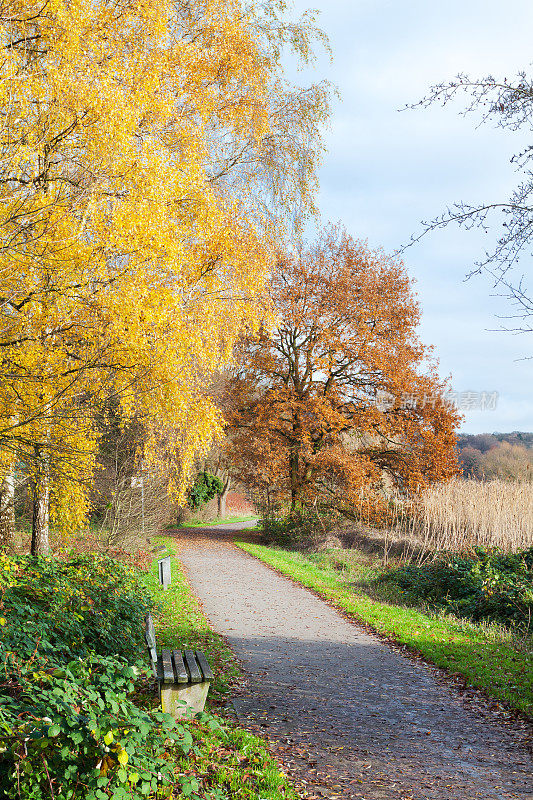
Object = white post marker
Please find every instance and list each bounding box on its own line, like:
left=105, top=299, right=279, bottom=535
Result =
left=158, top=556, right=171, bottom=590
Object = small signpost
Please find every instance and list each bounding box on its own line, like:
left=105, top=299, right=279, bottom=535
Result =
left=158, top=556, right=171, bottom=590
left=131, top=475, right=145, bottom=536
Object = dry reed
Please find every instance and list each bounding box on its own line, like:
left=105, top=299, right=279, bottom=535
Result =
left=394, top=478, right=533, bottom=555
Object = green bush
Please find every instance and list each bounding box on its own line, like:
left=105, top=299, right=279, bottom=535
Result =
left=0, top=552, right=208, bottom=799
left=186, top=472, right=224, bottom=510
left=0, top=652, right=205, bottom=799
left=380, top=547, right=533, bottom=630
left=0, top=553, right=151, bottom=665
left=260, top=508, right=337, bottom=550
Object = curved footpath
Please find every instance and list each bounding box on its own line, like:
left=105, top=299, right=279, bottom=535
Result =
left=174, top=523, right=532, bottom=800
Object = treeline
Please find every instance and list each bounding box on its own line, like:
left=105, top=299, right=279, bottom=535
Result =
left=457, top=432, right=533, bottom=481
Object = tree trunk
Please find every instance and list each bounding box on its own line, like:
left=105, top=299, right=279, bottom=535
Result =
left=217, top=481, right=230, bottom=518
left=290, top=451, right=299, bottom=512
left=31, top=454, right=50, bottom=556
left=0, top=473, right=15, bottom=553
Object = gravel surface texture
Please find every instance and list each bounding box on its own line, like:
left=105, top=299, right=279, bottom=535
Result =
left=174, top=524, right=532, bottom=800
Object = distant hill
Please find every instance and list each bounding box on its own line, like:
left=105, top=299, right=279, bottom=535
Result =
left=457, top=432, right=533, bottom=480
left=458, top=432, right=533, bottom=451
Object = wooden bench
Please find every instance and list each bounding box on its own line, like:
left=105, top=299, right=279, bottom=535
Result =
left=144, top=612, right=213, bottom=719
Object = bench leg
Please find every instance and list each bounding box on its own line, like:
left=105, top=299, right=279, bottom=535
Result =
left=160, top=681, right=211, bottom=719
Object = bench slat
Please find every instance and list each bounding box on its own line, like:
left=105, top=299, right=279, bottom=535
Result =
left=144, top=612, right=157, bottom=650
left=148, top=645, right=158, bottom=671
left=183, top=650, right=202, bottom=683
left=161, top=649, right=174, bottom=683
left=195, top=650, right=213, bottom=682
left=172, top=650, right=189, bottom=684
left=145, top=614, right=214, bottom=696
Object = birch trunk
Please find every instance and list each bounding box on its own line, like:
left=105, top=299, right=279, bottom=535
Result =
left=31, top=454, right=50, bottom=556
left=0, top=473, right=15, bottom=553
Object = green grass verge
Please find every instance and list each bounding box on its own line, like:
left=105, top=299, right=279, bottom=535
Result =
left=173, top=515, right=257, bottom=529
left=236, top=542, right=533, bottom=717
left=175, top=724, right=298, bottom=800
left=142, top=537, right=298, bottom=800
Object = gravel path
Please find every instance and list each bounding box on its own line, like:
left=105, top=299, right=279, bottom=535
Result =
left=174, top=524, right=532, bottom=800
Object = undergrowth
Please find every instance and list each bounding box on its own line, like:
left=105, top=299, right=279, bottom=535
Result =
left=0, top=543, right=298, bottom=799
left=0, top=552, right=180, bottom=799
left=380, top=547, right=533, bottom=630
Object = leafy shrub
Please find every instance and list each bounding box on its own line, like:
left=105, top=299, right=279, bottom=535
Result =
left=0, top=553, right=151, bottom=665
left=0, top=652, right=203, bottom=799
left=381, top=547, right=533, bottom=629
left=0, top=552, right=201, bottom=799
left=186, top=472, right=224, bottom=510
left=261, top=508, right=337, bottom=550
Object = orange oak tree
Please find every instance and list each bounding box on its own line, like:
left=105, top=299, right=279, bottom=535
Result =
left=227, top=227, right=461, bottom=520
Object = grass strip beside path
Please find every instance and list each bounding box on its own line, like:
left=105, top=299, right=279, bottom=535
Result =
left=142, top=536, right=299, bottom=800
left=236, top=542, right=533, bottom=717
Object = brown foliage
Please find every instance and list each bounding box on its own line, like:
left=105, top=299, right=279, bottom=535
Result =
left=227, top=227, right=461, bottom=520
left=478, top=442, right=533, bottom=482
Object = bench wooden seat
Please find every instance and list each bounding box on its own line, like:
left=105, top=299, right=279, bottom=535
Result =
left=144, top=612, right=213, bottom=718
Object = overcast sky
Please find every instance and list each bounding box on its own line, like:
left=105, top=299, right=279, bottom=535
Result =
left=285, top=0, right=533, bottom=434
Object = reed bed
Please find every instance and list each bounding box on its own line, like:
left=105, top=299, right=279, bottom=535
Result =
left=393, top=478, right=533, bottom=555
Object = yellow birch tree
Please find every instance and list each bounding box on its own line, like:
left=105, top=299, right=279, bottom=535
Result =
left=0, top=0, right=330, bottom=551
